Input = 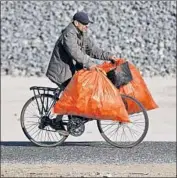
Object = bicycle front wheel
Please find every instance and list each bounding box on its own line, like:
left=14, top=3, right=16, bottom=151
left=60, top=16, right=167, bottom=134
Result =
left=20, top=94, right=68, bottom=147
left=97, top=94, right=149, bottom=148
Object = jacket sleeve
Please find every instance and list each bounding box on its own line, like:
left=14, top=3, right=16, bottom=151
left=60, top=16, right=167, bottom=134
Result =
left=62, top=31, right=95, bottom=68
left=85, top=36, right=114, bottom=61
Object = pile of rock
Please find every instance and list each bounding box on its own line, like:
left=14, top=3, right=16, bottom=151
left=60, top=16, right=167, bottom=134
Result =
left=1, top=1, right=176, bottom=77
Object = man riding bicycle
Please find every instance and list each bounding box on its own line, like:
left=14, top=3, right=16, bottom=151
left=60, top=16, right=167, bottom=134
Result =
left=46, top=11, right=117, bottom=136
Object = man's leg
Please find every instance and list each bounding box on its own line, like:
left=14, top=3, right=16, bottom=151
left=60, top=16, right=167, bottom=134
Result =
left=52, top=78, right=71, bottom=136
left=61, top=78, right=71, bottom=88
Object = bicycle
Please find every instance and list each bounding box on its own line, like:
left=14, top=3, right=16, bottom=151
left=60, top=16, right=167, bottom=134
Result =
left=20, top=85, right=149, bottom=148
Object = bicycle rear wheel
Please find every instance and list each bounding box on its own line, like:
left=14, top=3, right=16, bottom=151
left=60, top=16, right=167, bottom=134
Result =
left=20, top=94, right=68, bottom=147
left=97, top=94, right=149, bottom=148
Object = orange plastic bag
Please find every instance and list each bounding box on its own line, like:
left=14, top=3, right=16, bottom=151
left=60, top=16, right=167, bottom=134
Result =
left=98, top=58, right=158, bottom=113
left=53, top=69, right=130, bottom=122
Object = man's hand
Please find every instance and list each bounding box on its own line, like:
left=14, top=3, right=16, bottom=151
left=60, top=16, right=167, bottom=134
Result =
left=108, top=55, right=117, bottom=64
left=89, top=64, right=97, bottom=70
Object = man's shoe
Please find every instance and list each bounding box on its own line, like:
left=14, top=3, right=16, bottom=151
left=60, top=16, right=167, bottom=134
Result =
left=50, top=117, right=69, bottom=136
left=57, top=130, right=69, bottom=136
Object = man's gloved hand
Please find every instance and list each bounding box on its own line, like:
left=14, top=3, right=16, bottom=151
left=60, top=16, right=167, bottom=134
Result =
left=108, top=55, right=117, bottom=64
left=89, top=64, right=97, bottom=70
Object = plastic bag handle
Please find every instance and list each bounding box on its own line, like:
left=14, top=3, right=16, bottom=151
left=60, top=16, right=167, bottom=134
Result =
left=95, top=67, right=107, bottom=76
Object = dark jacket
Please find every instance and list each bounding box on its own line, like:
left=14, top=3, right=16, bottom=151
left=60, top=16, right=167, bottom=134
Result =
left=46, top=22, right=113, bottom=85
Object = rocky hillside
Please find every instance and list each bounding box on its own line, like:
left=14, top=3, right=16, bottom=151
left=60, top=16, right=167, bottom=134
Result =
left=1, top=1, right=176, bottom=77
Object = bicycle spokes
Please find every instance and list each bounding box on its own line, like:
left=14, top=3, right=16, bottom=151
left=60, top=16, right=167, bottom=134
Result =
left=97, top=94, right=149, bottom=148
left=22, top=95, right=66, bottom=146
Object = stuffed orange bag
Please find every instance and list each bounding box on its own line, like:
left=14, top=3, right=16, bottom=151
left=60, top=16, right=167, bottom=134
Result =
left=98, top=58, right=158, bottom=113
left=53, top=69, right=130, bottom=122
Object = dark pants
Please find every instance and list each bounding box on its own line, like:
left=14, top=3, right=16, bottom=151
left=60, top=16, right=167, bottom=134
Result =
left=50, top=77, right=71, bottom=90
left=61, top=78, right=71, bottom=89
left=55, top=78, right=71, bottom=122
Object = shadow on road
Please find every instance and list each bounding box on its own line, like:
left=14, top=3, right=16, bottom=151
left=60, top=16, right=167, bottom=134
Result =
left=0, top=141, right=113, bottom=148
left=0, top=141, right=176, bottom=149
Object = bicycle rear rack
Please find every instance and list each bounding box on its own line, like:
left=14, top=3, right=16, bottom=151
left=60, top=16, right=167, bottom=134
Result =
left=29, top=86, right=61, bottom=116
left=30, top=86, right=58, bottom=96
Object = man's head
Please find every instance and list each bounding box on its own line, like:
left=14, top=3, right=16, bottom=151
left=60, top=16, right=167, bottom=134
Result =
left=73, top=11, right=93, bottom=32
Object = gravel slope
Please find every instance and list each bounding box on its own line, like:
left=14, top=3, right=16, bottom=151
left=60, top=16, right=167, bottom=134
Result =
left=1, top=1, right=176, bottom=77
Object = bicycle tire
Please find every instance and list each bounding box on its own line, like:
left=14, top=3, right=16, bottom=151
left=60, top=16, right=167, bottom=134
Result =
left=20, top=94, right=68, bottom=147
left=97, top=94, right=149, bottom=148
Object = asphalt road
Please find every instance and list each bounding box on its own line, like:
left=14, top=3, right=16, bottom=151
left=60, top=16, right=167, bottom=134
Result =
left=1, top=141, right=176, bottom=165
